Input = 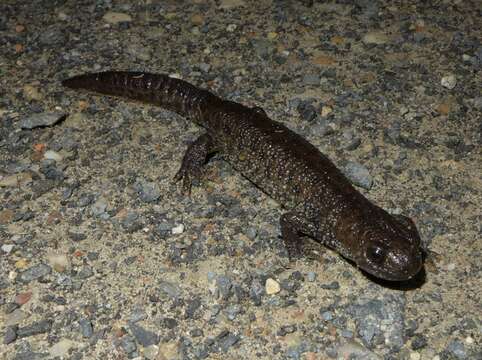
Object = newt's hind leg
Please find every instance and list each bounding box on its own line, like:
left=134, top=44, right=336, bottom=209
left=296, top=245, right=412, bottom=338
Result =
left=174, top=133, right=218, bottom=195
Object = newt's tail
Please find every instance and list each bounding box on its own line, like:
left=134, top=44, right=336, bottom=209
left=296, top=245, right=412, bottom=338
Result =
left=62, top=71, right=219, bottom=122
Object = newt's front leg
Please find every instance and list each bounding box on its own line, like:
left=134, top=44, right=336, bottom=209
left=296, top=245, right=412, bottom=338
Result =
left=280, top=212, right=322, bottom=259
left=174, top=133, right=219, bottom=194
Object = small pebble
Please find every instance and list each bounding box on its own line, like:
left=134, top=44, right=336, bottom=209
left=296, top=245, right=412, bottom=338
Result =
left=226, top=23, right=237, bottom=32
left=130, top=323, right=159, bottom=347
left=306, top=272, right=317, bottom=282
left=14, top=292, right=32, bottom=305
left=79, top=318, right=93, bottom=338
left=410, top=352, right=421, bottom=360
left=102, top=12, right=132, bottom=24
left=143, top=345, right=159, bottom=360
left=91, top=197, right=108, bottom=216
left=362, top=31, right=389, bottom=45
left=343, top=162, right=373, bottom=190
left=77, top=266, right=94, bottom=279
left=1, top=244, right=14, bottom=254
left=171, top=224, right=184, bottom=234
left=23, top=84, right=43, bottom=101
left=19, top=112, right=65, bottom=129
left=18, top=263, right=52, bottom=283
left=321, top=311, right=333, bottom=321
left=441, top=74, right=457, bottom=89
left=134, top=179, right=161, bottom=203
left=3, top=326, right=17, bottom=344
left=447, top=339, right=466, bottom=359
left=320, top=106, right=333, bottom=117
left=44, top=150, right=63, bottom=162
left=216, top=330, right=240, bottom=351
left=265, top=278, right=281, bottom=295
left=16, top=319, right=52, bottom=338
left=120, top=334, right=137, bottom=354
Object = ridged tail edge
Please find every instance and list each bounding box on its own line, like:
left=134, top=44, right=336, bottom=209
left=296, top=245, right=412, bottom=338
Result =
left=62, top=71, right=219, bottom=122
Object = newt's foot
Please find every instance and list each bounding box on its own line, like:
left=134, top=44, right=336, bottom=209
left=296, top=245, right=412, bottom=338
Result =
left=174, top=133, right=217, bottom=196
left=174, top=165, right=204, bottom=196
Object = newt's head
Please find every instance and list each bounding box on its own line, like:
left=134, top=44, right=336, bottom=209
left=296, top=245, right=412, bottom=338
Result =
left=338, top=212, right=423, bottom=281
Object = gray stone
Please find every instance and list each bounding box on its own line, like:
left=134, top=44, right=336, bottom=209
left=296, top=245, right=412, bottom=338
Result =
left=129, top=308, right=147, bottom=323
left=13, top=350, right=48, bottom=360
left=91, top=198, right=108, bottom=216
left=343, top=161, right=373, bottom=190
left=19, top=112, right=66, bottom=129
left=16, top=319, right=52, bottom=338
left=225, top=305, right=241, bottom=320
left=129, top=324, right=159, bottom=347
left=185, top=298, right=201, bottom=319
left=18, top=264, right=52, bottom=283
left=341, top=329, right=354, bottom=338
left=79, top=318, right=93, bottom=338
left=322, top=311, right=334, bottom=321
left=134, top=179, right=161, bottom=203
left=447, top=340, right=467, bottom=359
left=158, top=281, right=181, bottom=299
left=216, top=330, right=240, bottom=352
left=345, top=294, right=405, bottom=350
left=320, top=281, right=340, bottom=290
left=120, top=335, right=137, bottom=354
left=249, top=278, right=264, bottom=306
left=3, top=326, right=17, bottom=344
left=216, top=275, right=233, bottom=300
left=77, top=266, right=94, bottom=279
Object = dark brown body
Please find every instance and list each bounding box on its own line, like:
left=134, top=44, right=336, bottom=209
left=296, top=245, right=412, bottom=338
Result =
left=62, top=71, right=423, bottom=281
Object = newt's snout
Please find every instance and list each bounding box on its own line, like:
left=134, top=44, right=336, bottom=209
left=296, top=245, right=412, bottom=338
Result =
left=362, top=241, right=423, bottom=281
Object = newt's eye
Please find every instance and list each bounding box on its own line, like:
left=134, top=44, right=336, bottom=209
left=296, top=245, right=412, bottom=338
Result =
left=367, top=245, right=386, bottom=264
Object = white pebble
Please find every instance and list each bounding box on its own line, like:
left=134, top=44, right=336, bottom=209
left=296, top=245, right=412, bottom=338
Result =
left=171, top=224, right=184, bottom=234
left=44, top=150, right=63, bottom=162
left=321, top=106, right=333, bottom=117
left=1, top=244, right=14, bottom=254
left=410, top=352, right=421, bottom=360
left=441, top=74, right=457, bottom=89
left=226, top=24, right=237, bottom=32
left=265, top=278, right=280, bottom=295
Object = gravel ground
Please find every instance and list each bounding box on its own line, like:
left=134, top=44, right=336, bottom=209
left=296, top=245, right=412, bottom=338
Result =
left=0, top=1, right=480, bottom=359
